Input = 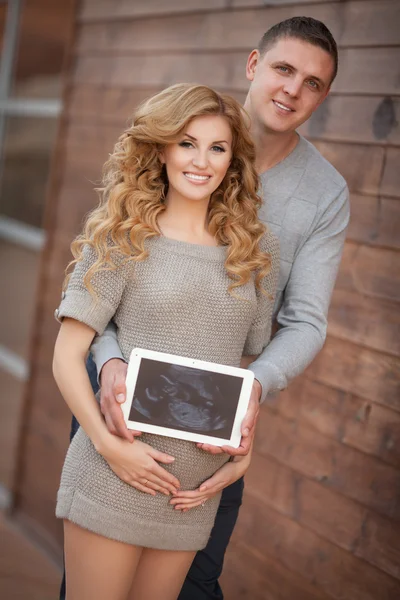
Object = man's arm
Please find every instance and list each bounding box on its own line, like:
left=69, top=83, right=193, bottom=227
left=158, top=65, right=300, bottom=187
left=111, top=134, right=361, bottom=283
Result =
left=249, top=185, right=350, bottom=402
left=90, top=322, right=135, bottom=441
left=90, top=321, right=126, bottom=380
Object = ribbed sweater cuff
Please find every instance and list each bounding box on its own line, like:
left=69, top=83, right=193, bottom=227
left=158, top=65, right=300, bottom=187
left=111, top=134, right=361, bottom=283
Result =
left=55, top=291, right=114, bottom=336
left=248, top=360, right=286, bottom=404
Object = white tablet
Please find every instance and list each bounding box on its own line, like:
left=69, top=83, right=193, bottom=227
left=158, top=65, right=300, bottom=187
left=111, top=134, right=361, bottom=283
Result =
left=122, top=348, right=254, bottom=448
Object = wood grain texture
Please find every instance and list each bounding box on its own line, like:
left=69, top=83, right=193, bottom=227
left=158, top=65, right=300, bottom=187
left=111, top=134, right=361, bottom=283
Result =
left=255, top=408, right=400, bottom=519
left=274, top=376, right=400, bottom=467
left=221, top=540, right=332, bottom=600
left=381, top=149, right=400, bottom=199
left=328, top=288, right=400, bottom=357
left=337, top=243, right=400, bottom=302
left=311, top=141, right=385, bottom=195
left=79, top=0, right=227, bottom=21
left=300, top=96, right=400, bottom=145
left=77, top=1, right=400, bottom=49
left=306, top=334, right=400, bottom=411
left=233, top=495, right=400, bottom=600
left=245, top=452, right=400, bottom=578
left=66, top=85, right=400, bottom=146
left=0, top=514, right=60, bottom=600
left=71, top=47, right=400, bottom=97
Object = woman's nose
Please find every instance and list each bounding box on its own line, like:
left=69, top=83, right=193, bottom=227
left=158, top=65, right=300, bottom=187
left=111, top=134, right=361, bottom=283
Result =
left=192, top=150, right=208, bottom=170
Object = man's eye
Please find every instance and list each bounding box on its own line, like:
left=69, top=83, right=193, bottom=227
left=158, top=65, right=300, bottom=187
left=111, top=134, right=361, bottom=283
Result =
left=308, top=80, right=319, bottom=89
left=211, top=145, right=225, bottom=153
left=277, top=66, right=289, bottom=73
left=179, top=141, right=193, bottom=148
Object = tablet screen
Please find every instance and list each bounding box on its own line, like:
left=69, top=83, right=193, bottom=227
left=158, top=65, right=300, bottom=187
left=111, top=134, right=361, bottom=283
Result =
left=128, top=358, right=244, bottom=440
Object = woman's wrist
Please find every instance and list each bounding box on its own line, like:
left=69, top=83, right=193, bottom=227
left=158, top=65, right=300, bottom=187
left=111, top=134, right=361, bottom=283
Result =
left=92, top=427, right=116, bottom=458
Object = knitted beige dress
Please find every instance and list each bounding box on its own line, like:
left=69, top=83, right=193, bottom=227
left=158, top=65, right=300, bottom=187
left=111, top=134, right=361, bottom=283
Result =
left=56, top=234, right=279, bottom=551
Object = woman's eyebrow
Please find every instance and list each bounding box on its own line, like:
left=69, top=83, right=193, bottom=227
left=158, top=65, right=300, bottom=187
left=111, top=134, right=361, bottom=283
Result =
left=183, top=133, right=229, bottom=144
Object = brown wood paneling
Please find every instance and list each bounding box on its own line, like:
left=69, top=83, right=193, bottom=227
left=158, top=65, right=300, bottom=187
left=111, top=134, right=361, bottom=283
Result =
left=381, top=148, right=400, bottom=198
left=337, top=243, right=400, bottom=302
left=345, top=194, right=400, bottom=250
left=0, top=370, right=26, bottom=489
left=301, top=96, right=400, bottom=145
left=246, top=453, right=367, bottom=551
left=347, top=193, right=379, bottom=245
left=72, top=52, right=248, bottom=89
left=71, top=48, right=400, bottom=98
left=351, top=245, right=400, bottom=301
left=255, top=408, right=400, bottom=519
left=306, top=335, right=400, bottom=411
left=357, top=512, right=400, bottom=580
left=0, top=513, right=60, bottom=600
left=79, top=0, right=227, bottom=22
left=233, top=0, right=333, bottom=5
left=68, top=87, right=400, bottom=146
left=77, top=1, right=400, bottom=49
left=312, top=142, right=385, bottom=196
left=67, top=85, right=161, bottom=123
left=233, top=495, right=400, bottom=600
left=328, top=288, right=400, bottom=357
left=333, top=48, right=400, bottom=96
left=276, top=377, right=400, bottom=468
left=245, top=453, right=400, bottom=578
left=221, top=540, right=332, bottom=600
left=375, top=198, right=400, bottom=249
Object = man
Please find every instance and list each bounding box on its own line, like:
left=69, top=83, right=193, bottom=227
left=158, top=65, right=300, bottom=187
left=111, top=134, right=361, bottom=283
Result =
left=60, top=16, right=349, bottom=600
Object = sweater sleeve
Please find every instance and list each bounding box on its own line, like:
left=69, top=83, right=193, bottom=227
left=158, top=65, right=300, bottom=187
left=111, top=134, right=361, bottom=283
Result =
left=249, top=184, right=350, bottom=402
left=243, top=232, right=280, bottom=356
left=55, top=244, right=132, bottom=336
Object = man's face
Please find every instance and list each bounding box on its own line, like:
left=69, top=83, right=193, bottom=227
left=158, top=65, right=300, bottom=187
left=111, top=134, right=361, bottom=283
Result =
left=245, top=37, right=334, bottom=134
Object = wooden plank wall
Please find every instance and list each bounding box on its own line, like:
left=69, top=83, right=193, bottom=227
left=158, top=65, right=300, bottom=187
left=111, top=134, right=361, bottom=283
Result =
left=14, top=0, right=400, bottom=596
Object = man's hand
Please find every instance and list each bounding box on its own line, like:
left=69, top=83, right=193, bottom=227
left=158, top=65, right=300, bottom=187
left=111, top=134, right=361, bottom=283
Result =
left=170, top=452, right=251, bottom=511
left=99, top=358, right=141, bottom=443
left=196, top=379, right=262, bottom=457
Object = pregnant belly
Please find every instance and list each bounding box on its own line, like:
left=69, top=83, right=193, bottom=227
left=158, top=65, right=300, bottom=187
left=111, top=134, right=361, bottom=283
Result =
left=141, top=432, right=229, bottom=490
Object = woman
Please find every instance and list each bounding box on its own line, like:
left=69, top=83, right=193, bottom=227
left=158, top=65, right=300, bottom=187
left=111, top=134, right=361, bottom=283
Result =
left=53, top=83, right=279, bottom=600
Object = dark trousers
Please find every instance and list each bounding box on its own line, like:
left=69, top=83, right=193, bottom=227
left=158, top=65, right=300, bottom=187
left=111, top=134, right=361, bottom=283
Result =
left=59, top=355, right=243, bottom=600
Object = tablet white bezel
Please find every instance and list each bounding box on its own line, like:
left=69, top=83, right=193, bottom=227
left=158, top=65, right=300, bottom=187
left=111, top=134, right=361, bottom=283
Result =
left=122, top=348, right=254, bottom=448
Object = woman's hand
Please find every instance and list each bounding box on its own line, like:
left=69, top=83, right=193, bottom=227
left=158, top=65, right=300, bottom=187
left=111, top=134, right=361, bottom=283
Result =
left=170, top=452, right=252, bottom=512
left=100, top=436, right=181, bottom=497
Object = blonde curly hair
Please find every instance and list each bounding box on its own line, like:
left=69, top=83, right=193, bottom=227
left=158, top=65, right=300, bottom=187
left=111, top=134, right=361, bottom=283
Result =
left=66, top=83, right=271, bottom=296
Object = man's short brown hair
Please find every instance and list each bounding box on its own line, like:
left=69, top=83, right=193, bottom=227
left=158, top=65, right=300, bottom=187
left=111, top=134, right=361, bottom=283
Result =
left=258, top=16, right=338, bottom=84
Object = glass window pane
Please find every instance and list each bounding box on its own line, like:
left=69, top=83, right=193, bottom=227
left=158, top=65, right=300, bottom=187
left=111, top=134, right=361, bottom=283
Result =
left=12, top=0, right=75, bottom=99
left=0, top=239, right=41, bottom=358
left=0, top=116, right=58, bottom=227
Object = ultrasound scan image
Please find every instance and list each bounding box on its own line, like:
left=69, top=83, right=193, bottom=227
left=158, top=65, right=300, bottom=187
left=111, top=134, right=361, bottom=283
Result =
left=129, top=359, right=243, bottom=439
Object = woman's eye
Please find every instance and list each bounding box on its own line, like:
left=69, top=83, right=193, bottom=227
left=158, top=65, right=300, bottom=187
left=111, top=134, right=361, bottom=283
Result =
left=211, top=145, right=225, bottom=153
left=179, top=141, right=193, bottom=148
left=277, top=66, right=289, bottom=73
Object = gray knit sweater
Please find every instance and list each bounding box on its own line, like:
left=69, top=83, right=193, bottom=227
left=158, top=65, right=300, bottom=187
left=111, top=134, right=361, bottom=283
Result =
left=55, top=233, right=279, bottom=550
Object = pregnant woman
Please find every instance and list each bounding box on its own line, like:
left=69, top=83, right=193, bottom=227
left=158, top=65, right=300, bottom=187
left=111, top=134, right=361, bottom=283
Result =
left=53, top=83, right=279, bottom=600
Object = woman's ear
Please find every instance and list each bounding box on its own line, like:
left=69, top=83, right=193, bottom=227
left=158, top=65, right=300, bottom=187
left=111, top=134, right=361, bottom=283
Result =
left=159, top=150, right=165, bottom=165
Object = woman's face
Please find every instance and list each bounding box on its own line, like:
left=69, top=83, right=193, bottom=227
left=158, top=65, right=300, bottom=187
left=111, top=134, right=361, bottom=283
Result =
left=160, top=115, right=233, bottom=205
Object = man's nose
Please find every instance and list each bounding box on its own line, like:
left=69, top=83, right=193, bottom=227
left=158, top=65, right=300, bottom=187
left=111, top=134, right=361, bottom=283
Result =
left=283, top=76, right=302, bottom=98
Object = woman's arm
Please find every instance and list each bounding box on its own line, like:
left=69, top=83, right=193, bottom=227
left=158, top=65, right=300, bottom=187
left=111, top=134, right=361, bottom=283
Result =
left=53, top=318, right=180, bottom=496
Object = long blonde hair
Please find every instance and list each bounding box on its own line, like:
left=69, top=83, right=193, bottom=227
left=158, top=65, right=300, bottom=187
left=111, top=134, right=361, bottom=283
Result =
left=66, top=83, right=271, bottom=295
